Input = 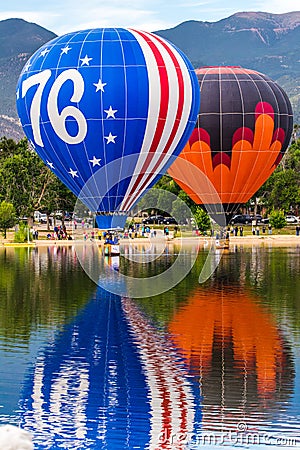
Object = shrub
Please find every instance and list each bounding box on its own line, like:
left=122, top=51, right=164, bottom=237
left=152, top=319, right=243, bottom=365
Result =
left=14, top=222, right=32, bottom=243
left=0, top=201, right=16, bottom=238
left=269, top=210, right=286, bottom=230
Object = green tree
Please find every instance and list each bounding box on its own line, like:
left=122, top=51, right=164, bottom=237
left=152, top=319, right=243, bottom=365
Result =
left=0, top=138, right=76, bottom=226
left=177, top=189, right=197, bottom=212
left=282, top=137, right=300, bottom=171
left=268, top=169, right=300, bottom=212
left=269, top=210, right=286, bottom=230
left=171, top=197, right=189, bottom=224
left=193, top=206, right=211, bottom=232
left=0, top=137, right=26, bottom=159
left=137, top=189, right=159, bottom=213
left=14, top=221, right=31, bottom=243
left=156, top=189, right=172, bottom=214
left=0, top=201, right=16, bottom=238
left=0, top=141, right=53, bottom=218
left=39, top=175, right=76, bottom=229
left=154, top=174, right=180, bottom=194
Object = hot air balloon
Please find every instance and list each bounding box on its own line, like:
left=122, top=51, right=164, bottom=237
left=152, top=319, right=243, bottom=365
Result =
left=16, top=28, right=199, bottom=229
left=168, top=66, right=293, bottom=223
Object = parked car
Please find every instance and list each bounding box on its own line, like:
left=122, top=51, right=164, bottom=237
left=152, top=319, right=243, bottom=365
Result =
left=261, top=217, right=270, bottom=224
left=34, top=211, right=48, bottom=224
left=142, top=215, right=165, bottom=225
left=250, top=214, right=263, bottom=223
left=285, top=215, right=299, bottom=224
left=162, top=217, right=177, bottom=225
left=39, top=214, right=48, bottom=224
left=230, top=214, right=252, bottom=225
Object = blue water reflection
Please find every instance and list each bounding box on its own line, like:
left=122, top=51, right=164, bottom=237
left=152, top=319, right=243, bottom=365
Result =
left=19, top=287, right=201, bottom=449
left=19, top=289, right=150, bottom=449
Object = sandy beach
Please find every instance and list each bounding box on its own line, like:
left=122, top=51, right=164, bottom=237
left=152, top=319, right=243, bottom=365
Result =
left=1, top=233, right=300, bottom=248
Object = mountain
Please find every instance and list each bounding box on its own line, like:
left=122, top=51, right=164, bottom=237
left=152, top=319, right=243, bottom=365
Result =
left=155, top=12, right=300, bottom=122
left=0, top=18, right=56, bottom=140
left=0, top=13, right=299, bottom=140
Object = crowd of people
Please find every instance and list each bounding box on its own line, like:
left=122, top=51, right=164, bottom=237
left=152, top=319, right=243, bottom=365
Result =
left=30, top=218, right=300, bottom=244
left=45, top=224, right=73, bottom=240
left=226, top=224, right=273, bottom=237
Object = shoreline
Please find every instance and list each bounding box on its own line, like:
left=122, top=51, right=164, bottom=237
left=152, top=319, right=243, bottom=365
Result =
left=1, top=234, right=300, bottom=248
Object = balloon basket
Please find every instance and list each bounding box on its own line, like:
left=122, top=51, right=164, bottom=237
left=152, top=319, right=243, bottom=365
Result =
left=104, top=244, right=120, bottom=256
left=215, top=238, right=230, bottom=250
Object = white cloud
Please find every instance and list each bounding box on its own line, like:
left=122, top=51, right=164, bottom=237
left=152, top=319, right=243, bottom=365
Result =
left=255, top=0, right=300, bottom=12
left=0, top=10, right=59, bottom=26
left=45, top=3, right=175, bottom=34
left=0, top=0, right=299, bottom=36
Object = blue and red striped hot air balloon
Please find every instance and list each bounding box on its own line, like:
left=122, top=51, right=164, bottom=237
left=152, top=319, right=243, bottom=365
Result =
left=16, top=28, right=199, bottom=229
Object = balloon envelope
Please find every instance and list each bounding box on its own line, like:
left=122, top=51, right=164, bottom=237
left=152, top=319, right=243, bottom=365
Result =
left=16, top=28, right=200, bottom=228
left=168, top=66, right=293, bottom=221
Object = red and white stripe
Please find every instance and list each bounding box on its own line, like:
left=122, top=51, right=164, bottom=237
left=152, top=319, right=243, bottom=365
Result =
left=121, top=297, right=195, bottom=449
left=120, top=29, right=194, bottom=212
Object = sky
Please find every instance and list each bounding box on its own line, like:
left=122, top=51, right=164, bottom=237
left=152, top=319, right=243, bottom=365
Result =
left=0, top=0, right=299, bottom=36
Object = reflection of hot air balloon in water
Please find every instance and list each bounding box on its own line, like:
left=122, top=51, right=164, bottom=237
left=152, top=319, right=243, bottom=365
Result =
left=121, top=297, right=200, bottom=448
left=168, top=66, right=293, bottom=223
left=168, top=287, right=294, bottom=429
left=16, top=28, right=199, bottom=229
left=19, top=289, right=198, bottom=449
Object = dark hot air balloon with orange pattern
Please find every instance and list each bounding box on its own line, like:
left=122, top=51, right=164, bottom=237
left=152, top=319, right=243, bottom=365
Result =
left=168, top=66, right=293, bottom=223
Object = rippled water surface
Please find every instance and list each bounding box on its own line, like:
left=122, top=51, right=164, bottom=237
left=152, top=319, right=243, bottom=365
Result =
left=0, top=243, right=299, bottom=449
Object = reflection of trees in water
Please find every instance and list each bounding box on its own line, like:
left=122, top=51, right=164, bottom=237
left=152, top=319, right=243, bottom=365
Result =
left=168, top=287, right=295, bottom=428
left=133, top=249, right=209, bottom=326
left=245, top=246, right=300, bottom=330
left=0, top=247, right=95, bottom=341
left=120, top=243, right=177, bottom=278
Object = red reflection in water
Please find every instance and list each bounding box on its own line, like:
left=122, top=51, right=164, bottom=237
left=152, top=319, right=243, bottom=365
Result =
left=122, top=297, right=195, bottom=450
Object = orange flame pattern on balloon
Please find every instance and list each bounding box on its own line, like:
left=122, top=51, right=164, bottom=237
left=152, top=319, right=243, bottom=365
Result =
left=168, top=102, right=286, bottom=205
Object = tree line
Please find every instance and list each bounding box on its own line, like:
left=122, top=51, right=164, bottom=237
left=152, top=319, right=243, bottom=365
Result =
left=139, top=125, right=300, bottom=230
left=0, top=128, right=299, bottom=236
left=0, top=137, right=76, bottom=236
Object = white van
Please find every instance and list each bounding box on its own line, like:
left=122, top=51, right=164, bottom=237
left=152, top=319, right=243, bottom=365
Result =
left=34, top=211, right=47, bottom=223
left=34, top=211, right=41, bottom=222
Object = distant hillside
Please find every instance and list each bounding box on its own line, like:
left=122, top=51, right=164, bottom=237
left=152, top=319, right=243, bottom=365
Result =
left=155, top=12, right=300, bottom=122
left=0, top=13, right=299, bottom=139
left=0, top=18, right=56, bottom=139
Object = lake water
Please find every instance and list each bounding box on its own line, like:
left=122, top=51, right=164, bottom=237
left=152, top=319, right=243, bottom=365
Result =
left=0, top=243, right=299, bottom=449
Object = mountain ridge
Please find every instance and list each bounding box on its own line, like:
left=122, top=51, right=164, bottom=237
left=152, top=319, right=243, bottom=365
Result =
left=0, top=12, right=299, bottom=139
